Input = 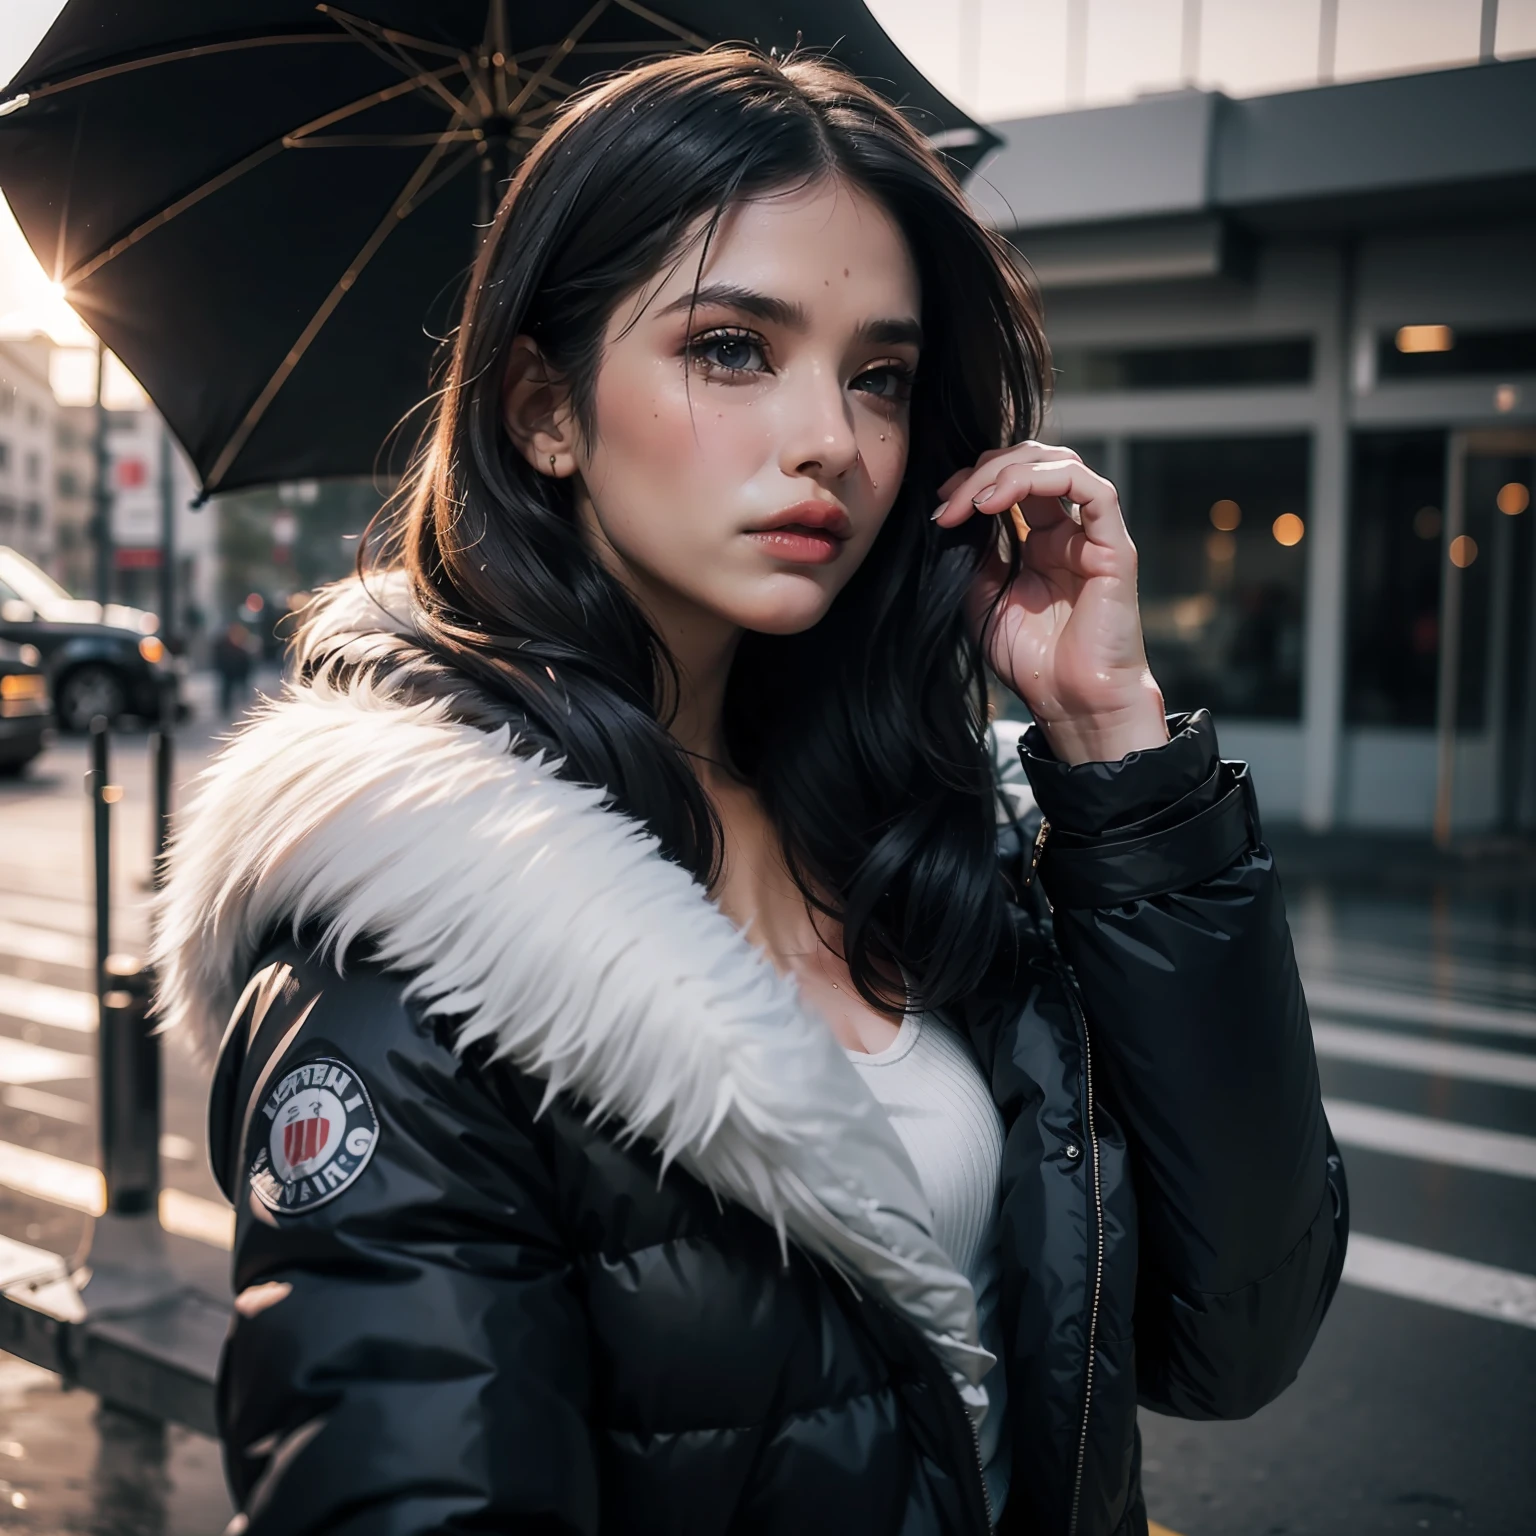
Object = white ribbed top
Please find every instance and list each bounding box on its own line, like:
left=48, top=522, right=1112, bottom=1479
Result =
left=848, top=1014, right=1010, bottom=1520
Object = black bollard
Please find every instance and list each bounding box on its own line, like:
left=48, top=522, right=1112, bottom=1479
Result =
left=98, top=956, right=160, bottom=1216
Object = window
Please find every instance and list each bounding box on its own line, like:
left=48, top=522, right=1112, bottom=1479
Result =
left=57, top=470, right=79, bottom=498
left=1053, top=339, right=1312, bottom=394
left=23, top=502, right=41, bottom=530
left=1127, top=436, right=1309, bottom=720
left=25, top=452, right=40, bottom=484
left=1377, top=326, right=1536, bottom=382
left=1346, top=433, right=1453, bottom=728
left=0, top=441, right=9, bottom=471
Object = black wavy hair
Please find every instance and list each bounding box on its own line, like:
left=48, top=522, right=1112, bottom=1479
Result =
left=358, top=47, right=1048, bottom=1015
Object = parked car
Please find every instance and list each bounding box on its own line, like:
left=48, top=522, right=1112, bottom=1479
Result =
left=0, top=546, right=180, bottom=732
left=0, top=637, right=51, bottom=775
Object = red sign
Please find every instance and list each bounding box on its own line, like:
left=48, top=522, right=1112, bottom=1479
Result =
left=115, top=457, right=148, bottom=489
left=114, top=548, right=162, bottom=569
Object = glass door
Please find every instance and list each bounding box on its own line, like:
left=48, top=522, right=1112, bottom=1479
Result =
left=1435, top=430, right=1536, bottom=842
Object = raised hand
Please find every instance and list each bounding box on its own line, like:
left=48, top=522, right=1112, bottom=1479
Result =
left=934, top=441, right=1169, bottom=767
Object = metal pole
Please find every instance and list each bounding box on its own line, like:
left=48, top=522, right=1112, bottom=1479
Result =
left=88, top=715, right=112, bottom=998
left=1433, top=432, right=1469, bottom=849
left=92, top=338, right=114, bottom=608
left=1317, top=0, right=1339, bottom=85
left=149, top=700, right=173, bottom=890
left=99, top=956, right=160, bottom=1216
left=1180, top=0, right=1202, bottom=87
left=151, top=422, right=177, bottom=889
left=158, top=419, right=176, bottom=646
left=1480, top=0, right=1500, bottom=63
left=1065, top=0, right=1088, bottom=107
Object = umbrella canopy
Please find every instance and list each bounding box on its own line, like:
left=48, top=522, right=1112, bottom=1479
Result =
left=0, top=2, right=995, bottom=497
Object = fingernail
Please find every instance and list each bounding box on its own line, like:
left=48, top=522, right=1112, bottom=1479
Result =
left=972, top=484, right=998, bottom=508
left=931, top=503, right=947, bottom=521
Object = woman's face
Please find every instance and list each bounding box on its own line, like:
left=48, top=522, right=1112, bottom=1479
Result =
left=571, top=177, right=922, bottom=641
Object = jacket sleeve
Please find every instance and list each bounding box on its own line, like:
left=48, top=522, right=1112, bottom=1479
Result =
left=209, top=942, right=597, bottom=1535
left=1018, top=711, right=1348, bottom=1420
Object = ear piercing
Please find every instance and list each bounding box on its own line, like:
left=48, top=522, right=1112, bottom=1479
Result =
left=549, top=454, right=557, bottom=475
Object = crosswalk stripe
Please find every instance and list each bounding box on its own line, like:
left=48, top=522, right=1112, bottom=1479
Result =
left=0, top=974, right=96, bottom=1033
left=1312, top=1022, right=1536, bottom=1089
left=1, top=1085, right=90, bottom=1123
left=1325, top=1098, right=1536, bottom=1180
left=1343, top=1233, right=1536, bottom=1330
left=0, top=918, right=92, bottom=971
left=1307, top=978, right=1536, bottom=1040
left=0, top=1035, right=92, bottom=1085
left=0, top=1138, right=232, bottom=1249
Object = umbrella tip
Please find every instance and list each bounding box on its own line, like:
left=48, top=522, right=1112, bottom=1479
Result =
left=0, top=93, right=30, bottom=119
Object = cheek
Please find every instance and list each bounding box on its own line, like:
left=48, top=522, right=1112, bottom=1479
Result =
left=587, top=357, right=770, bottom=509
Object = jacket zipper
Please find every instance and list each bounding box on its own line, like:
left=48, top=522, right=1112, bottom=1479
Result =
left=1063, top=977, right=1104, bottom=1536
left=965, top=1394, right=994, bottom=1532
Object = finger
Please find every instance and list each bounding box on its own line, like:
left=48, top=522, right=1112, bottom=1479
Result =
left=937, top=444, right=1014, bottom=501
left=943, top=459, right=1082, bottom=531
left=933, top=441, right=1085, bottom=522
left=972, top=460, right=1129, bottom=549
left=1016, top=515, right=1117, bottom=578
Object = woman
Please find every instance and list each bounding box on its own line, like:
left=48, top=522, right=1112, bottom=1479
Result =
left=156, top=48, right=1346, bottom=1536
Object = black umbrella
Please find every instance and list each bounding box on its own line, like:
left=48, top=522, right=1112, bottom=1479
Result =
left=0, top=2, right=995, bottom=497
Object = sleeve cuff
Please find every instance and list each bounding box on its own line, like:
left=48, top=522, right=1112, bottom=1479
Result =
left=1018, top=712, right=1265, bottom=908
left=1020, top=710, right=1220, bottom=837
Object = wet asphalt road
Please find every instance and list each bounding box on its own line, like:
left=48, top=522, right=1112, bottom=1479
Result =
left=0, top=687, right=1532, bottom=1534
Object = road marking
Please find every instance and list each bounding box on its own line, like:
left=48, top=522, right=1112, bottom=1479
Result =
left=1344, top=1233, right=1536, bottom=1330
left=0, top=1138, right=232, bottom=1250
left=1312, top=1022, right=1536, bottom=1089
left=0, top=1036, right=92, bottom=1085
left=0, top=975, right=95, bottom=1033
left=1307, top=978, right=1536, bottom=1040
left=1325, top=1098, right=1536, bottom=1180
left=1, top=1085, right=89, bottom=1123
left=0, top=918, right=91, bottom=971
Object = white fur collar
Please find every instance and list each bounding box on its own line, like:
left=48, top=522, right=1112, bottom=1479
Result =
left=153, top=612, right=992, bottom=1417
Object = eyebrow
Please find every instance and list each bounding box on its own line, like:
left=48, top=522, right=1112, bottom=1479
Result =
left=660, top=282, right=922, bottom=349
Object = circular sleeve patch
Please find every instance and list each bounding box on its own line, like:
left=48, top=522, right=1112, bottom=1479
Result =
left=248, top=1055, right=379, bottom=1215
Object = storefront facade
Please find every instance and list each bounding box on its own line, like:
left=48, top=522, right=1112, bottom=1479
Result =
left=974, top=58, right=1536, bottom=835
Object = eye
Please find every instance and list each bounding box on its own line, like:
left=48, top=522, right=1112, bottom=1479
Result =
left=851, top=362, right=915, bottom=403
left=689, top=328, right=769, bottom=377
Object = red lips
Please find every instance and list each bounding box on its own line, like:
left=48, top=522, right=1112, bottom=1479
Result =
left=744, top=501, right=853, bottom=565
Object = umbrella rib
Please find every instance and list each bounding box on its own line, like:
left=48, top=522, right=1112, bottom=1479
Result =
left=63, top=65, right=463, bottom=288
left=285, top=131, right=482, bottom=148
left=204, top=129, right=464, bottom=493
left=319, top=9, right=475, bottom=121
left=13, top=34, right=355, bottom=102
left=610, top=0, right=711, bottom=51
left=504, top=0, right=612, bottom=119
left=313, top=6, right=465, bottom=61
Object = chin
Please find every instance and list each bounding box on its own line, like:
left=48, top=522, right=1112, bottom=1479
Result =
left=722, top=578, right=839, bottom=637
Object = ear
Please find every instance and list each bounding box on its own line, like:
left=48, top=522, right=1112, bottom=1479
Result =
left=502, top=335, right=580, bottom=478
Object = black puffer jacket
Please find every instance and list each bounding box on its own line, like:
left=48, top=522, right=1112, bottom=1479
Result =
left=158, top=656, right=1346, bottom=1536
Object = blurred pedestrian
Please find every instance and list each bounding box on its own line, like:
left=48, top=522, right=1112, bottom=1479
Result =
left=155, top=50, right=1346, bottom=1536
left=212, top=620, right=256, bottom=716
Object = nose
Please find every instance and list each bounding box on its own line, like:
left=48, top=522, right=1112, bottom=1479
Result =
left=778, top=361, right=858, bottom=484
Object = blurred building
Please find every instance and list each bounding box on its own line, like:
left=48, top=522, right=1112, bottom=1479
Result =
left=0, top=335, right=54, bottom=567
left=975, top=56, right=1536, bottom=836
left=32, top=340, right=219, bottom=650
